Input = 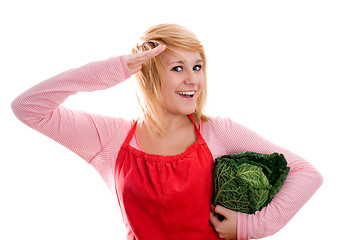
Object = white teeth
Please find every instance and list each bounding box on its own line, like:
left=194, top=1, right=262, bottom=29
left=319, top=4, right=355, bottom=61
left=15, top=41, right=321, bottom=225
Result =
left=177, top=91, right=195, bottom=96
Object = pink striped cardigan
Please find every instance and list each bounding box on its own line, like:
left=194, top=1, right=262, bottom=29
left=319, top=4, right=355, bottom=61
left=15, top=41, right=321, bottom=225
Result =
left=11, top=56, right=323, bottom=239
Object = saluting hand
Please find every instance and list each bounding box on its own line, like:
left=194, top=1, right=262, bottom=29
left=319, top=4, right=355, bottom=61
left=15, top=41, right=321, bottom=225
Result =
left=124, top=45, right=166, bottom=75
left=210, top=205, right=238, bottom=240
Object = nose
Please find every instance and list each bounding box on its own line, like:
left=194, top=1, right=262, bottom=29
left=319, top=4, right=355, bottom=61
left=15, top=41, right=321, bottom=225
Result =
left=184, top=70, right=199, bottom=86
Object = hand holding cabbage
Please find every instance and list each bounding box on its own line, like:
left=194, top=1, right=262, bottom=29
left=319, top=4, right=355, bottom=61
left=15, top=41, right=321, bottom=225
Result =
left=212, top=152, right=290, bottom=214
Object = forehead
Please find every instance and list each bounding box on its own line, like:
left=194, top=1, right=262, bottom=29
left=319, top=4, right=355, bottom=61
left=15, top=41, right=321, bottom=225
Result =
left=160, top=48, right=202, bottom=64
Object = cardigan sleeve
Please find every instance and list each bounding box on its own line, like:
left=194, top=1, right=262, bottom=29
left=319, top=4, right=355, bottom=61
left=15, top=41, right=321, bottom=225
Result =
left=211, top=117, right=323, bottom=240
left=11, top=56, right=131, bottom=162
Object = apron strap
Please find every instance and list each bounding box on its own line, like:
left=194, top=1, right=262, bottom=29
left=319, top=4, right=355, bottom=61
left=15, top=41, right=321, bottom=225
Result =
left=188, top=114, right=204, bottom=141
left=123, top=120, right=138, bottom=145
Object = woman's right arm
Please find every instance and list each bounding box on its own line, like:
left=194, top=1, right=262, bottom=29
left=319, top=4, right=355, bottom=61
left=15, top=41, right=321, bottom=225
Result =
left=11, top=56, right=131, bottom=162
left=11, top=45, right=166, bottom=162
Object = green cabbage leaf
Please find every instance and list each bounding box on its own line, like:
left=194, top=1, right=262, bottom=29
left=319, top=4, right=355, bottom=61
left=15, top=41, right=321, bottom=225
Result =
left=212, top=152, right=290, bottom=214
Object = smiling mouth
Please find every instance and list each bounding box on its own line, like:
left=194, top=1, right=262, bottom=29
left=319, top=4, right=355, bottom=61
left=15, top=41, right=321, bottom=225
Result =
left=176, top=91, right=196, bottom=98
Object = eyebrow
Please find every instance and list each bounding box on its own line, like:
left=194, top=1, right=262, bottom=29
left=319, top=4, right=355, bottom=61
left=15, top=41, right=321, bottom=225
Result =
left=169, top=59, right=203, bottom=65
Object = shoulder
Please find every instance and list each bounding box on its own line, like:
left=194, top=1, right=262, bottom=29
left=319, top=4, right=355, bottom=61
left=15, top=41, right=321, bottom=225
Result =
left=201, top=116, right=263, bottom=152
left=88, top=114, right=134, bottom=150
left=201, top=116, right=257, bottom=158
left=112, top=116, right=134, bottom=136
left=201, top=116, right=250, bottom=153
left=86, top=113, right=134, bottom=134
left=202, top=116, right=249, bottom=134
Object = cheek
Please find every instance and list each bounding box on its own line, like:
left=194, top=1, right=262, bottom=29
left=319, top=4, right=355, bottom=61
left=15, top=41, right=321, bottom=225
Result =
left=198, top=75, right=205, bottom=89
left=197, top=76, right=205, bottom=98
left=161, top=72, right=178, bottom=86
left=160, top=77, right=173, bottom=92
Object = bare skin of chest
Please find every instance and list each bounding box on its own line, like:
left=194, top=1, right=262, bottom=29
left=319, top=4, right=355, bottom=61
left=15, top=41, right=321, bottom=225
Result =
left=136, top=120, right=198, bottom=156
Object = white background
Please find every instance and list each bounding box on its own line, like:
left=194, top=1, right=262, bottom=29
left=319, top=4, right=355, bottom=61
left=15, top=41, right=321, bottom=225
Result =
left=1, top=0, right=359, bottom=239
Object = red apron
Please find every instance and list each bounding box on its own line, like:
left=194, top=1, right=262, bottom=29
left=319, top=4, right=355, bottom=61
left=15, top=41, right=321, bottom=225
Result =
left=114, top=115, right=221, bottom=240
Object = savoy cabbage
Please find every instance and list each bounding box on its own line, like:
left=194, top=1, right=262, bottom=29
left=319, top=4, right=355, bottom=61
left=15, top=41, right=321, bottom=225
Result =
left=212, top=152, right=290, bottom=214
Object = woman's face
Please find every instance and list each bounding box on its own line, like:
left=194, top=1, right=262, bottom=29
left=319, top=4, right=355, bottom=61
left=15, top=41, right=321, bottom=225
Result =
left=159, top=48, right=204, bottom=117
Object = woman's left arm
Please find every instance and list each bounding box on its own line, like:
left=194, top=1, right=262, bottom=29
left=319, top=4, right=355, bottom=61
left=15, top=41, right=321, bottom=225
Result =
left=209, top=117, right=323, bottom=240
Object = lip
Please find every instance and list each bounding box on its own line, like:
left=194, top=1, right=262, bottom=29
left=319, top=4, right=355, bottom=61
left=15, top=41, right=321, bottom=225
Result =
left=175, top=90, right=197, bottom=99
left=176, top=90, right=197, bottom=93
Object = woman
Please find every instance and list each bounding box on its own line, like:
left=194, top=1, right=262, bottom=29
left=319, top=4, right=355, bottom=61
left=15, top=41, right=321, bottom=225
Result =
left=12, top=24, right=322, bottom=240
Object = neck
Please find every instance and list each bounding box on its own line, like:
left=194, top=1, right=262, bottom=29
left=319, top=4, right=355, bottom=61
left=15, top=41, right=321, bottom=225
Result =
left=141, top=113, right=194, bottom=137
left=163, top=113, right=192, bottom=133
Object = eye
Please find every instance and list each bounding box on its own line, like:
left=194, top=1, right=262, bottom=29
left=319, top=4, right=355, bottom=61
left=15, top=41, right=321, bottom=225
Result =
left=193, top=65, right=202, bottom=71
left=172, top=66, right=183, bottom=72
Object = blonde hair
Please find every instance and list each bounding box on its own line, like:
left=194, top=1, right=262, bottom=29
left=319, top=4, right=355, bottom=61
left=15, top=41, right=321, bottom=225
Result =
left=132, top=24, right=209, bottom=134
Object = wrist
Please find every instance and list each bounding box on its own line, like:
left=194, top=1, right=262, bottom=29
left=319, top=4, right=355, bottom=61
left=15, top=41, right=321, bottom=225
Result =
left=120, top=55, right=131, bottom=79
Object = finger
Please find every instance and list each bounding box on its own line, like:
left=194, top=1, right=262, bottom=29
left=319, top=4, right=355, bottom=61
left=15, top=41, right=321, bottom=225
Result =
left=129, top=65, right=142, bottom=75
left=136, top=45, right=166, bottom=63
left=212, top=205, right=232, bottom=218
left=125, top=47, right=158, bottom=64
left=125, top=45, right=166, bottom=75
left=209, top=212, right=221, bottom=227
left=132, top=45, right=165, bottom=60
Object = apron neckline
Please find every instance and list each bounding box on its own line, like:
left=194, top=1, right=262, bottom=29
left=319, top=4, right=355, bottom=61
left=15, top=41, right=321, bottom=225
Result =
left=124, top=139, right=204, bottom=162
left=121, top=114, right=207, bottom=162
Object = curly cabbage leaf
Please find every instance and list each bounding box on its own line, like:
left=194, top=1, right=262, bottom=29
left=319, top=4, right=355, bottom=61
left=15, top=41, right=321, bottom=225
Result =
left=213, top=152, right=290, bottom=214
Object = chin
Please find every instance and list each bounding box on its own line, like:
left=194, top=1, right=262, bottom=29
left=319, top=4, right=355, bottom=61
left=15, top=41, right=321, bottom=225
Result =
left=166, top=103, right=196, bottom=116
left=184, top=110, right=196, bottom=116
left=173, top=109, right=195, bottom=116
